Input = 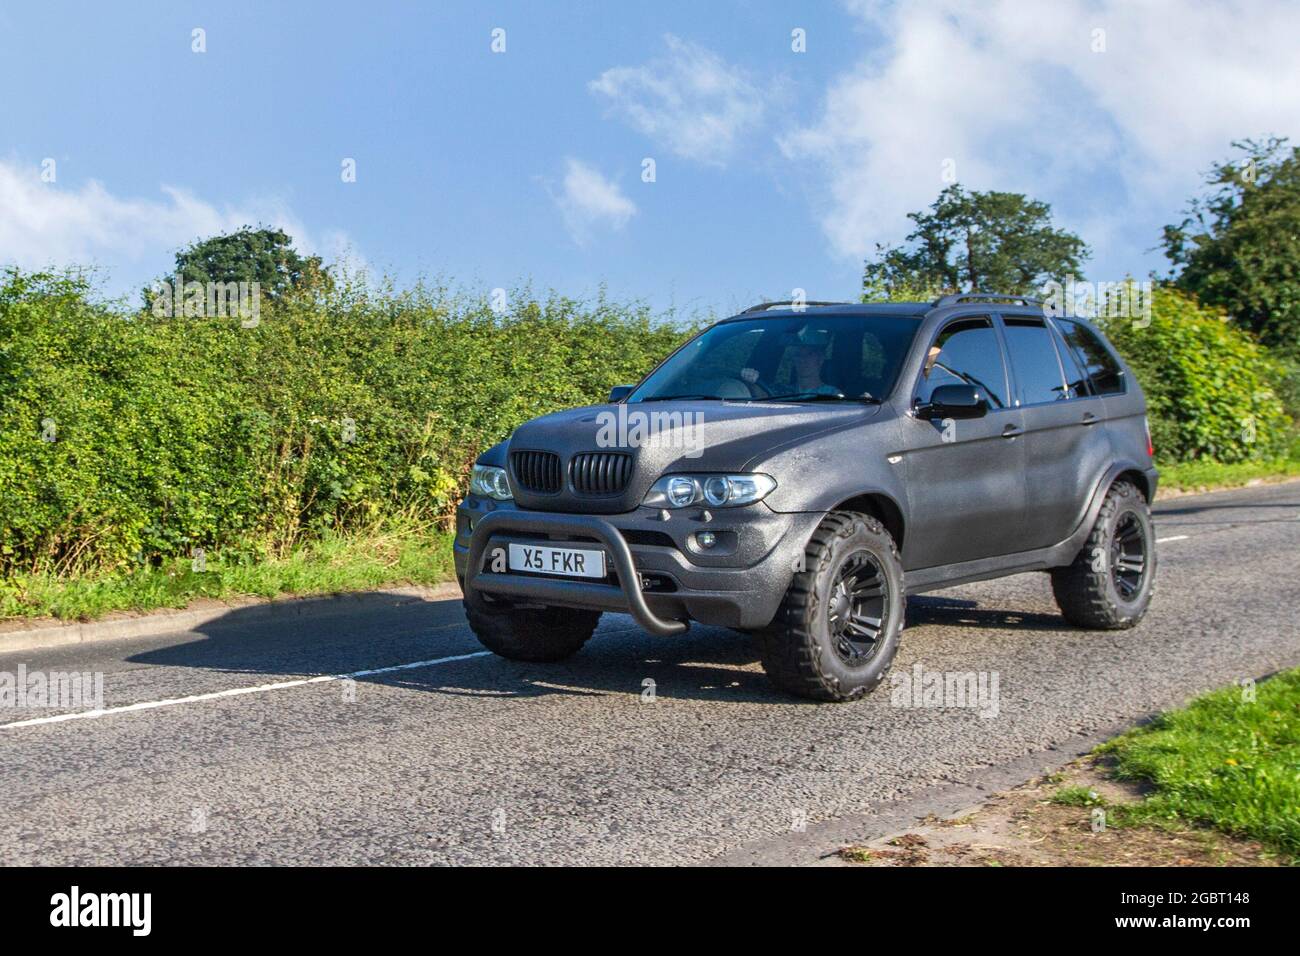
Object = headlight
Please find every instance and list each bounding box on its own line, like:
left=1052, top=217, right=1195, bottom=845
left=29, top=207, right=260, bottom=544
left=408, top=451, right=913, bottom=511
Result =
left=469, top=464, right=512, bottom=501
left=642, top=473, right=776, bottom=509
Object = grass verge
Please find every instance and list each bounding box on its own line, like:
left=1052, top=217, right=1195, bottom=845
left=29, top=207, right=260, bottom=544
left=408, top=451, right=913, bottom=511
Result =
left=1157, top=454, right=1300, bottom=494
left=1097, top=668, right=1299, bottom=860
left=838, top=669, right=1298, bottom=866
left=0, top=523, right=456, bottom=623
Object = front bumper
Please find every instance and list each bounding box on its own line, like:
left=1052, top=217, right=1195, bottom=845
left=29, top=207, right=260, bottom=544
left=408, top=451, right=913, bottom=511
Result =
left=454, top=498, right=823, bottom=632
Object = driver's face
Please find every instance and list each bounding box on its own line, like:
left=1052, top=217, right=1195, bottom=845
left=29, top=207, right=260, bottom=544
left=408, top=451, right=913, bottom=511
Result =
left=793, top=346, right=825, bottom=371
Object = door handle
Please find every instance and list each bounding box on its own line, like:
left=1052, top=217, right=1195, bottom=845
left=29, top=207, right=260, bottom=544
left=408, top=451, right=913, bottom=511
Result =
left=1001, top=424, right=1024, bottom=439
left=1080, top=412, right=1100, bottom=426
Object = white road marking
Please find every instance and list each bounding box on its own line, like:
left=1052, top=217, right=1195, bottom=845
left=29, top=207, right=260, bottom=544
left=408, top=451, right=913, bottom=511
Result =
left=1156, top=535, right=1189, bottom=543
left=0, top=650, right=493, bottom=731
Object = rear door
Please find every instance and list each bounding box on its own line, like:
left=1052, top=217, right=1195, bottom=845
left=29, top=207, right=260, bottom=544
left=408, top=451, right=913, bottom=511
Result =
left=900, top=315, right=1028, bottom=569
left=998, top=314, right=1112, bottom=550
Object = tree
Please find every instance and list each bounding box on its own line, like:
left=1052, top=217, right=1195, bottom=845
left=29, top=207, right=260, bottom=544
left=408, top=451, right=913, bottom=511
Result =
left=862, top=185, right=1089, bottom=301
left=1162, top=137, right=1300, bottom=358
left=144, top=226, right=330, bottom=308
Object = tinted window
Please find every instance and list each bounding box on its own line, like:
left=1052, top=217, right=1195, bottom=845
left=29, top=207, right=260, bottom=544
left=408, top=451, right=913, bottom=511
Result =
left=1056, top=318, right=1126, bottom=395
left=1003, top=318, right=1068, bottom=405
left=1047, top=320, right=1094, bottom=399
left=917, top=317, right=1007, bottom=408
left=629, top=314, right=919, bottom=403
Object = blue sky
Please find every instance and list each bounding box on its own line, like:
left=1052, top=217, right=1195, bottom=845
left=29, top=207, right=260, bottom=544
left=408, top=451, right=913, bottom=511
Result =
left=2, top=1, right=1298, bottom=317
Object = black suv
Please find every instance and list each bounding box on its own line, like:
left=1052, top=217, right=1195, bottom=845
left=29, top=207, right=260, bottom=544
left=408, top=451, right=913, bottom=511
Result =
left=454, top=294, right=1159, bottom=701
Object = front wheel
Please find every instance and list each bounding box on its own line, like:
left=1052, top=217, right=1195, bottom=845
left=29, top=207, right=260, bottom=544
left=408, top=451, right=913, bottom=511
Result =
left=1050, top=480, right=1156, bottom=629
left=464, top=588, right=601, bottom=662
left=759, top=512, right=905, bottom=702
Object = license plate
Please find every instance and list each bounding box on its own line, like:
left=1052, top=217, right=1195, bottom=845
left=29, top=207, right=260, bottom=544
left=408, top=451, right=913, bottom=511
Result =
left=507, top=542, right=606, bottom=579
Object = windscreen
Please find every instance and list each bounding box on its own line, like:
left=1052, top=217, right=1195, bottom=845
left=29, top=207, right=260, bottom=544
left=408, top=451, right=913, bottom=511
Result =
left=627, top=314, right=920, bottom=403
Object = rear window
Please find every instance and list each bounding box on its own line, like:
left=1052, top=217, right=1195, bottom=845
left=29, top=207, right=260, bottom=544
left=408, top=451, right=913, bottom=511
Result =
left=1056, top=318, right=1126, bottom=395
left=1003, top=318, right=1068, bottom=405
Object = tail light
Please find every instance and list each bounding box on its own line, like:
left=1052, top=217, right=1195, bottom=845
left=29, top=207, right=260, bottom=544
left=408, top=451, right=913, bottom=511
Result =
left=1144, top=416, right=1154, bottom=458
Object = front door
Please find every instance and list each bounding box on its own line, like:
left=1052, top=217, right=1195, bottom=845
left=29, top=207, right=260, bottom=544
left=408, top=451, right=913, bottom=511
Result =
left=901, top=315, right=1028, bottom=570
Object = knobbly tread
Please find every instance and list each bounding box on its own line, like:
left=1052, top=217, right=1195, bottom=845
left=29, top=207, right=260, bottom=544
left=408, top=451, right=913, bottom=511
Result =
left=1051, top=480, right=1153, bottom=629
left=464, top=598, right=600, bottom=662
left=759, top=511, right=904, bottom=701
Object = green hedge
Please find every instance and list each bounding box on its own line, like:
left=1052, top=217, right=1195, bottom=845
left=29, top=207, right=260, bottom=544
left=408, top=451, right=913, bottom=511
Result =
left=1100, top=287, right=1292, bottom=463
left=2, top=269, right=1294, bottom=581
left=0, top=269, right=692, bottom=576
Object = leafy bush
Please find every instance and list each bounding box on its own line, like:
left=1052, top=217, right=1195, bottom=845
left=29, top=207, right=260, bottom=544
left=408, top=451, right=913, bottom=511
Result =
left=0, top=268, right=693, bottom=577
left=1100, top=286, right=1291, bottom=463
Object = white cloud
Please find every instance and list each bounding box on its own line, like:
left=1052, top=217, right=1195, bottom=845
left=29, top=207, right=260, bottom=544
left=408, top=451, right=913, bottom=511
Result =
left=781, top=0, right=1300, bottom=279
left=0, top=157, right=357, bottom=292
left=549, top=158, right=637, bottom=245
left=590, top=35, right=768, bottom=167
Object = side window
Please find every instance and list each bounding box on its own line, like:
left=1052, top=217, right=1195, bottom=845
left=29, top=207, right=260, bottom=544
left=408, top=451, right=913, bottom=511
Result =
left=1003, top=318, right=1068, bottom=405
left=916, top=317, right=1007, bottom=408
left=1047, top=320, right=1094, bottom=399
left=1056, top=318, right=1126, bottom=395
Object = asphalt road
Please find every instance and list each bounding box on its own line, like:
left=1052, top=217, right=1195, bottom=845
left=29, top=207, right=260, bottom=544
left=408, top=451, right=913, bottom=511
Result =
left=2, top=481, right=1297, bottom=866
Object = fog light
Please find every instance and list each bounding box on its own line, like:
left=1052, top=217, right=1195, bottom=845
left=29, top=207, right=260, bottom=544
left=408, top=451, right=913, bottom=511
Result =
left=696, top=531, right=717, bottom=549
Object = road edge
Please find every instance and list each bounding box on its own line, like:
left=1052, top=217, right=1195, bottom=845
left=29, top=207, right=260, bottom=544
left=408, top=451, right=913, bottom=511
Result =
left=707, top=724, right=1126, bottom=866
left=0, top=581, right=465, bottom=654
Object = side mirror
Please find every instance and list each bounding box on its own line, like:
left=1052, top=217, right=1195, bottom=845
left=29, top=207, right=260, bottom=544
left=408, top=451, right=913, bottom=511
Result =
left=919, top=384, right=987, bottom=420
left=608, top=384, right=634, bottom=403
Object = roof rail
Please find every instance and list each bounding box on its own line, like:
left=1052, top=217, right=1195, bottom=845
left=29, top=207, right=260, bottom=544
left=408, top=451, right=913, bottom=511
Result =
left=742, top=300, right=851, bottom=314
left=932, top=293, right=1043, bottom=309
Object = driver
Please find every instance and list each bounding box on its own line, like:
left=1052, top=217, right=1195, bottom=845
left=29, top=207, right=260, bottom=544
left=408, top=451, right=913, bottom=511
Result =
left=787, top=328, right=841, bottom=395
left=741, top=327, right=843, bottom=397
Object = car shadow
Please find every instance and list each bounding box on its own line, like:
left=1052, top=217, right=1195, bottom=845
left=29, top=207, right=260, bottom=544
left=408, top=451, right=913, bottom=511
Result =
left=1154, top=493, right=1298, bottom=522
left=125, top=589, right=1073, bottom=704
left=126, top=591, right=795, bottom=705
left=905, top=595, right=1075, bottom=632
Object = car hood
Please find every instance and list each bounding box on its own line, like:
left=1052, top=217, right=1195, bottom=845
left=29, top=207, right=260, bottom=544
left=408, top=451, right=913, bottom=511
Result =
left=501, top=400, right=879, bottom=513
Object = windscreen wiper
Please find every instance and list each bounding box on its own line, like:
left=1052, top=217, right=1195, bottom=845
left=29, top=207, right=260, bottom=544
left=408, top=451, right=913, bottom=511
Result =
left=761, top=392, right=881, bottom=404
left=636, top=394, right=724, bottom=402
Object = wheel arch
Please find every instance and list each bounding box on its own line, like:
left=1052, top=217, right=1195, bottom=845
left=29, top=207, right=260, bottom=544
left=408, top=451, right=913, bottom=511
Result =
left=826, top=491, right=906, bottom=550
left=1070, top=460, right=1155, bottom=552
left=1115, top=467, right=1153, bottom=501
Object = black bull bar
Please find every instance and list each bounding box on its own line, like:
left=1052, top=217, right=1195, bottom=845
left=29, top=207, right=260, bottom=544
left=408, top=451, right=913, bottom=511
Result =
left=464, top=511, right=690, bottom=636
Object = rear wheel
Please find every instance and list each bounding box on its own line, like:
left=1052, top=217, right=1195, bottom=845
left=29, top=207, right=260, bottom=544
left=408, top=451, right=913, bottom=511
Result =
left=1051, top=480, right=1156, bottom=629
left=759, top=512, right=905, bottom=702
left=464, top=588, right=601, bottom=662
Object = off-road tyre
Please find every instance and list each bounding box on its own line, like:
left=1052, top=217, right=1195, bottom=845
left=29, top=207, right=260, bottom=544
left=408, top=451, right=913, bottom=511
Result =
left=464, top=588, right=601, bottom=662
left=759, top=512, right=905, bottom=702
left=1051, top=480, right=1156, bottom=629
